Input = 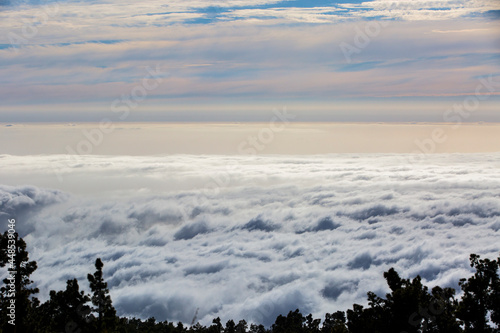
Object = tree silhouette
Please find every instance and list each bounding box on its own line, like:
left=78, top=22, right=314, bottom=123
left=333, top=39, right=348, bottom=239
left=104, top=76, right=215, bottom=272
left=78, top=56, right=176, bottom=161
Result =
left=457, top=254, right=500, bottom=332
left=322, top=311, right=348, bottom=333
left=347, top=302, right=386, bottom=333
left=43, top=278, right=92, bottom=332
left=87, top=257, right=117, bottom=332
left=384, top=268, right=433, bottom=332
left=236, top=319, right=248, bottom=333
left=425, top=286, right=461, bottom=333
left=347, top=267, right=461, bottom=333
left=305, top=313, right=320, bottom=333
left=0, top=231, right=39, bottom=333
left=226, top=319, right=236, bottom=333
left=272, top=309, right=306, bottom=333
left=210, top=317, right=223, bottom=333
left=249, top=323, right=267, bottom=333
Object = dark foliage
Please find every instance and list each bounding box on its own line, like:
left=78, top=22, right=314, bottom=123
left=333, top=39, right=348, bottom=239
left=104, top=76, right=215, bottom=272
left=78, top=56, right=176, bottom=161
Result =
left=457, top=254, right=500, bottom=333
left=88, top=258, right=117, bottom=332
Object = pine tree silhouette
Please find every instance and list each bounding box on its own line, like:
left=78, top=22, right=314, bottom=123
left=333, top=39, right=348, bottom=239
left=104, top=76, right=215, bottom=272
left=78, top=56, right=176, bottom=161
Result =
left=45, top=278, right=91, bottom=332
left=87, top=258, right=117, bottom=332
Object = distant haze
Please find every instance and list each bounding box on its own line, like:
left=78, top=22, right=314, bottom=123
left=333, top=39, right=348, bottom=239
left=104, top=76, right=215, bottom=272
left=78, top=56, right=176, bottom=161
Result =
left=1, top=122, right=500, bottom=156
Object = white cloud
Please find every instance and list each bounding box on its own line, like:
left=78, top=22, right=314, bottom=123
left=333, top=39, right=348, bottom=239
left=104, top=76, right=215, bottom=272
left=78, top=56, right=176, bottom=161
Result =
left=347, top=0, right=500, bottom=21
left=1, top=153, right=499, bottom=326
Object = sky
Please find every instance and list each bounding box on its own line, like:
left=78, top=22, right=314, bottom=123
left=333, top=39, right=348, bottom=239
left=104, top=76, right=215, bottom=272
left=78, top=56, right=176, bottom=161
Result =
left=0, top=0, right=500, bottom=122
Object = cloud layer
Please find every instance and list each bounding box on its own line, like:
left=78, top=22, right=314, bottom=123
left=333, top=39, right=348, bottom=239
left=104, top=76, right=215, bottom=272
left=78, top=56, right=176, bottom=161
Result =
left=1, top=153, right=499, bottom=326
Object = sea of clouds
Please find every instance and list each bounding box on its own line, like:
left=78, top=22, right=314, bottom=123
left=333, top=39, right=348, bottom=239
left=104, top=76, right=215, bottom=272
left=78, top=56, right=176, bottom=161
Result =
left=1, top=153, right=500, bottom=326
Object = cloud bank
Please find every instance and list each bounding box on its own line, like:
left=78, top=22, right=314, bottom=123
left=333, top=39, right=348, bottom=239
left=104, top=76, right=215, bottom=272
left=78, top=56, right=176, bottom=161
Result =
left=0, top=153, right=499, bottom=326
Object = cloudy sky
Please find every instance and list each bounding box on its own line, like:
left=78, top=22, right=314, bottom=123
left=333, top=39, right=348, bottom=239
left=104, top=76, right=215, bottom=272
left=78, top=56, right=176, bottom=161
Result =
left=0, top=0, right=499, bottom=122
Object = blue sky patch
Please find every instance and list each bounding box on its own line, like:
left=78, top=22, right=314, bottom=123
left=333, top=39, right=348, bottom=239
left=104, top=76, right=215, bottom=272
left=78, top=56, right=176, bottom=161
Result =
left=337, top=61, right=384, bottom=72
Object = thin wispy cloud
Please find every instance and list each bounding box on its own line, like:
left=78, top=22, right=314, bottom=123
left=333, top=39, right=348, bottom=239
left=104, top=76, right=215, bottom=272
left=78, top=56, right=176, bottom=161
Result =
left=0, top=0, right=499, bottom=121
